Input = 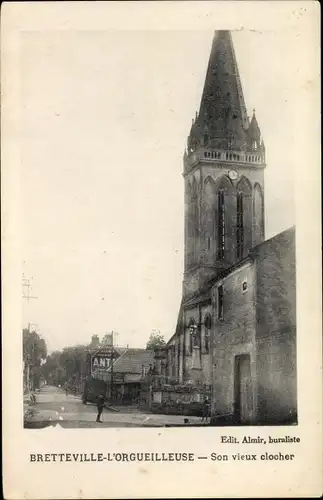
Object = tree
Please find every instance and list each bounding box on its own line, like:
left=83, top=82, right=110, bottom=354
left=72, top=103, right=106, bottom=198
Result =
left=146, top=330, right=166, bottom=350
left=41, top=351, right=61, bottom=385
left=41, top=345, right=88, bottom=390
left=23, top=328, right=47, bottom=390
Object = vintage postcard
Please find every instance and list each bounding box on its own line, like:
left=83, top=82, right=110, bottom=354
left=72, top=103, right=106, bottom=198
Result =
left=1, top=1, right=322, bottom=498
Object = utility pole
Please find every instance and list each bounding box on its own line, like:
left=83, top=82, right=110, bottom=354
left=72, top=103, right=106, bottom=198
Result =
left=22, top=274, right=38, bottom=393
left=22, top=275, right=39, bottom=301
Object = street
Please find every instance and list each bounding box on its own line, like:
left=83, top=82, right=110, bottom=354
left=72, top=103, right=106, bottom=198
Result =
left=24, top=385, right=207, bottom=428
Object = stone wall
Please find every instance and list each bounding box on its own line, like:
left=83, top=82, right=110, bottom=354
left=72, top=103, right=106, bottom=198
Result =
left=254, top=227, right=297, bottom=423
left=146, top=386, right=211, bottom=416
left=212, top=260, right=257, bottom=420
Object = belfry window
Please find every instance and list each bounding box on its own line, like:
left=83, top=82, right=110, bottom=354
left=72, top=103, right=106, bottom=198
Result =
left=218, top=285, right=224, bottom=320
left=204, top=315, right=212, bottom=353
left=192, top=201, right=198, bottom=262
left=237, top=191, right=244, bottom=260
left=218, top=189, right=225, bottom=260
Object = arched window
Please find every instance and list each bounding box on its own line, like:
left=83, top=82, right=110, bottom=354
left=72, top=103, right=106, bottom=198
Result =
left=217, top=189, right=225, bottom=260
left=204, top=133, right=209, bottom=146
left=192, top=199, right=198, bottom=262
left=237, top=191, right=244, bottom=259
left=253, top=183, right=264, bottom=245
left=188, top=319, right=197, bottom=354
left=204, top=315, right=212, bottom=353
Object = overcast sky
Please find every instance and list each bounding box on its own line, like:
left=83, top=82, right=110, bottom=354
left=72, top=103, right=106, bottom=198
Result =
left=21, top=28, right=301, bottom=352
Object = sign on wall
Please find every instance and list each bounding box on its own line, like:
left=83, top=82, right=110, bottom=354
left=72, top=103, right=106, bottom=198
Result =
left=91, top=350, right=119, bottom=373
left=92, top=356, right=112, bottom=370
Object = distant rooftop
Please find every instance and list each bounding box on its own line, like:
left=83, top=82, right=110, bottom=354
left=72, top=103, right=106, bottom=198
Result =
left=109, top=348, right=154, bottom=374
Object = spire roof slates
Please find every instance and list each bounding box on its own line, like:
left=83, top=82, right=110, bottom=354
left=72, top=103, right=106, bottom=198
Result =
left=187, top=30, right=264, bottom=156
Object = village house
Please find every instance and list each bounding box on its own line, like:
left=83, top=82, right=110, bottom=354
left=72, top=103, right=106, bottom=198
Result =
left=89, top=346, right=154, bottom=404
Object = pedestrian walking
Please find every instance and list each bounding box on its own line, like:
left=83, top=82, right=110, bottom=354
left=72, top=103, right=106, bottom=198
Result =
left=201, top=398, right=210, bottom=423
left=96, top=395, right=105, bottom=423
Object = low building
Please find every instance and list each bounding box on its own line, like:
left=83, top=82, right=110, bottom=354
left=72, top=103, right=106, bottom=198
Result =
left=102, top=348, right=155, bottom=404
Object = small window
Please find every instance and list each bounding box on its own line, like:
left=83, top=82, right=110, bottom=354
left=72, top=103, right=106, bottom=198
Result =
left=207, top=237, right=211, bottom=250
left=218, top=285, right=224, bottom=319
left=242, top=280, right=248, bottom=293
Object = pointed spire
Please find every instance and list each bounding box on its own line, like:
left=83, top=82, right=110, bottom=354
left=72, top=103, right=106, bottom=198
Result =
left=249, top=107, right=261, bottom=144
left=192, top=30, right=249, bottom=150
left=185, top=30, right=264, bottom=156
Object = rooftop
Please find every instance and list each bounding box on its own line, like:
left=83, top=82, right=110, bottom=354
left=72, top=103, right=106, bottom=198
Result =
left=109, top=348, right=154, bottom=374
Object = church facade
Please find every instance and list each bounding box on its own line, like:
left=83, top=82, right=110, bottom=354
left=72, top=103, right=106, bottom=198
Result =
left=153, top=31, right=297, bottom=425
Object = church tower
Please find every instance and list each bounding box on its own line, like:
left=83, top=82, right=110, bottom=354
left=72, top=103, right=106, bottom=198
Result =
left=183, top=31, right=266, bottom=299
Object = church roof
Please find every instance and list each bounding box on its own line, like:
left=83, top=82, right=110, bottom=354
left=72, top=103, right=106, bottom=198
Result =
left=181, top=228, right=296, bottom=314
left=249, top=226, right=296, bottom=255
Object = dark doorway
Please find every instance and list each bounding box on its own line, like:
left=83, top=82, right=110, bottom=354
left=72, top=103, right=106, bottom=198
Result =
left=234, top=354, right=252, bottom=424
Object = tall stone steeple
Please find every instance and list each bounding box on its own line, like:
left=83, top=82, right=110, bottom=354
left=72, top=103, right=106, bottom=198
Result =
left=183, top=31, right=266, bottom=300
left=187, top=31, right=263, bottom=155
